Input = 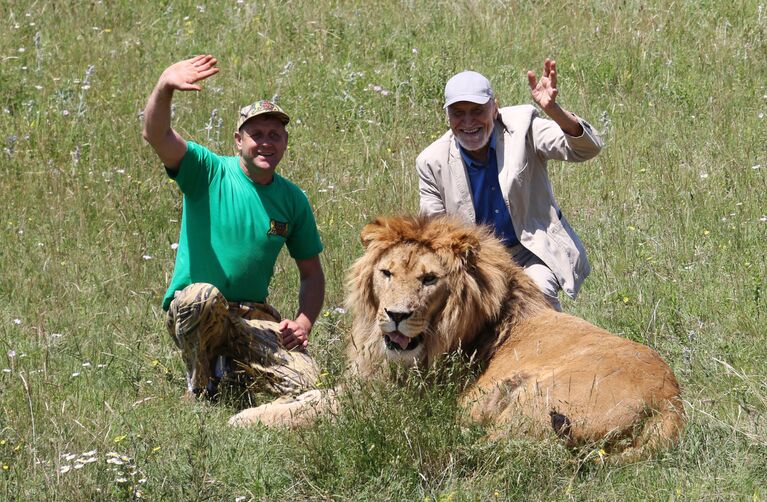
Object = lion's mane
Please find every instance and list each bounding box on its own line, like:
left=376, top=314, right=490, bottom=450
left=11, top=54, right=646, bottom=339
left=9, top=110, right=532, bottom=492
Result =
left=345, top=214, right=550, bottom=377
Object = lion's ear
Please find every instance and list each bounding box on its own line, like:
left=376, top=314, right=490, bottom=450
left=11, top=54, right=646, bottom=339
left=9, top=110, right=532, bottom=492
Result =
left=432, top=228, right=481, bottom=267
left=360, top=216, right=407, bottom=249
left=452, top=233, right=480, bottom=267
left=359, top=219, right=385, bottom=249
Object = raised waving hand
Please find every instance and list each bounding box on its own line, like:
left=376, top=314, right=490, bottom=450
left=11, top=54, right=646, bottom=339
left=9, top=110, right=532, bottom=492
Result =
left=527, top=58, right=559, bottom=111
left=158, top=54, right=220, bottom=92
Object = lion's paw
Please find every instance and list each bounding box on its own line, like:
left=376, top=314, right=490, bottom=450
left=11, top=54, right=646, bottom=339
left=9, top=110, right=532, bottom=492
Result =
left=228, top=396, right=298, bottom=428
left=228, top=390, right=332, bottom=428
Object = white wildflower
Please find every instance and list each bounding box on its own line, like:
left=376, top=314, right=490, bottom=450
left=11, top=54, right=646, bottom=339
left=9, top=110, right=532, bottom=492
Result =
left=142, top=255, right=153, bottom=260
left=12, top=319, right=21, bottom=325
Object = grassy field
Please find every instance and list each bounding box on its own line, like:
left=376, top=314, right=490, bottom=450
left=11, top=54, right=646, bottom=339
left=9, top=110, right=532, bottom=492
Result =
left=1, top=0, right=765, bottom=499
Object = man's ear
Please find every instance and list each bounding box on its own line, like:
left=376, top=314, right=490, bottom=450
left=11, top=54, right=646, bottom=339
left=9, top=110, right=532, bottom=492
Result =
left=234, top=131, right=243, bottom=151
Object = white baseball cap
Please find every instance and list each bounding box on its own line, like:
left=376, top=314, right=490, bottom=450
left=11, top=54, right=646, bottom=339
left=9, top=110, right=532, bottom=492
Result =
left=443, top=71, right=493, bottom=108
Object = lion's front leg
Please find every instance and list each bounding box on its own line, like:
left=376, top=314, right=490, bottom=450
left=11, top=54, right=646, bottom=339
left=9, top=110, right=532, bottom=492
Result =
left=460, top=377, right=556, bottom=441
left=228, top=389, right=338, bottom=428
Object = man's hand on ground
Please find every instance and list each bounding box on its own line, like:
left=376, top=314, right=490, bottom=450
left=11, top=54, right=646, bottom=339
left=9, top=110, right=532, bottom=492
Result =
left=278, top=319, right=310, bottom=351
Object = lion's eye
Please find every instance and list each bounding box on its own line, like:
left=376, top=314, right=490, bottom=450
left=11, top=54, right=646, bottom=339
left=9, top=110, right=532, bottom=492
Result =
left=421, top=274, right=437, bottom=286
left=380, top=268, right=392, bottom=278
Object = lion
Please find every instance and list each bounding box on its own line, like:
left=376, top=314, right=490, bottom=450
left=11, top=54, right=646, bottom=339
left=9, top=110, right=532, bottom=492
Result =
left=230, top=215, right=685, bottom=463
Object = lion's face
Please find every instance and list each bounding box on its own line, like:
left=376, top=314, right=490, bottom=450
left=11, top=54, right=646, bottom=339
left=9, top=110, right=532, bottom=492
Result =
left=372, top=242, right=450, bottom=364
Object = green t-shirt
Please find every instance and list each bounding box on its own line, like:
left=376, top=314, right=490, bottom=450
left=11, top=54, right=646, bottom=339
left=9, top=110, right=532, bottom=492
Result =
left=162, top=141, right=323, bottom=310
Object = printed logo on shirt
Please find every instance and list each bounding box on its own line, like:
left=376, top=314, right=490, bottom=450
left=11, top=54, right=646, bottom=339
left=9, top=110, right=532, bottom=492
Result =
left=267, top=219, right=289, bottom=238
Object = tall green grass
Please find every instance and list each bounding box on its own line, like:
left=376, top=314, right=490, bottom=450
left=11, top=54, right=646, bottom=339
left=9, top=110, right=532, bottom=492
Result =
left=1, top=0, right=765, bottom=499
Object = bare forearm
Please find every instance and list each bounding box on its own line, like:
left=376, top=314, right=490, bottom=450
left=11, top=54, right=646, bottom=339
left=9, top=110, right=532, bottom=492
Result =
left=542, top=103, right=584, bottom=137
left=142, top=82, right=174, bottom=144
left=295, top=273, right=325, bottom=333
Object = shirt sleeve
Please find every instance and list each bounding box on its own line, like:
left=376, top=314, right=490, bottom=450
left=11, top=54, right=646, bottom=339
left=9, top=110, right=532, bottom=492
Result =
left=416, top=151, right=447, bottom=216
left=172, top=141, right=223, bottom=199
left=531, top=115, right=603, bottom=163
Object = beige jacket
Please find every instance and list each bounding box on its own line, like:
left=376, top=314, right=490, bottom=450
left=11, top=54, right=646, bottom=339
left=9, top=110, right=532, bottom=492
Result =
left=416, top=105, right=603, bottom=298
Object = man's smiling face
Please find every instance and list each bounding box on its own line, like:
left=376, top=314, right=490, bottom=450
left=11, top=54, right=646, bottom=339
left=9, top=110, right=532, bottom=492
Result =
left=235, top=115, right=288, bottom=183
left=447, top=100, right=497, bottom=159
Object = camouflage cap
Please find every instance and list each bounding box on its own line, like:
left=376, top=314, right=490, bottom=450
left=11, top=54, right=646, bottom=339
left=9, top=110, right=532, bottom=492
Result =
left=236, top=100, right=290, bottom=130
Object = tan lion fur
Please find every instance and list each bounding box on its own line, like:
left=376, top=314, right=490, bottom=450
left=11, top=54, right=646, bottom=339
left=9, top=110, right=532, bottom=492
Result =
left=229, top=215, right=684, bottom=463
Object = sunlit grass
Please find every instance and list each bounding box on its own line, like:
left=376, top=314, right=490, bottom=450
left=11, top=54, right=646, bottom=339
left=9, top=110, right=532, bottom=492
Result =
left=1, top=0, right=765, bottom=499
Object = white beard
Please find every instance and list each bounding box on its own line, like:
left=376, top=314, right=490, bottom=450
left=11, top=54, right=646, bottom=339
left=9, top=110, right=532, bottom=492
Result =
left=454, top=126, right=493, bottom=155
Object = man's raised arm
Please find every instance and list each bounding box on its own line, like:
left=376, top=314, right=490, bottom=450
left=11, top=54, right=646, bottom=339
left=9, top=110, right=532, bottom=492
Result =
left=142, top=55, right=219, bottom=170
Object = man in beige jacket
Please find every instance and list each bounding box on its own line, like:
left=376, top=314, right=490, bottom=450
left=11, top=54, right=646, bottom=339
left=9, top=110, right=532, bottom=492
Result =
left=417, top=59, right=603, bottom=310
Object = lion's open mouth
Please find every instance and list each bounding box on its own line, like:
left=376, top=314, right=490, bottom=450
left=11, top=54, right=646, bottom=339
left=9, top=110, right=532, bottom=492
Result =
left=384, top=331, right=423, bottom=351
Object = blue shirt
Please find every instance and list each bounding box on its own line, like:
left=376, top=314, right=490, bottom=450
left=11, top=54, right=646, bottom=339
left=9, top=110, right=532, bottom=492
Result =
left=459, top=131, right=519, bottom=247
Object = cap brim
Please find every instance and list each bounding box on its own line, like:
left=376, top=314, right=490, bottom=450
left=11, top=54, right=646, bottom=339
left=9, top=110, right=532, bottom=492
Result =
left=443, top=94, right=492, bottom=109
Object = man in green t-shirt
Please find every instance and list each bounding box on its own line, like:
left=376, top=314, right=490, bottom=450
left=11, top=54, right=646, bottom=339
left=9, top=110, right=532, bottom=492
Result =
left=142, top=55, right=325, bottom=400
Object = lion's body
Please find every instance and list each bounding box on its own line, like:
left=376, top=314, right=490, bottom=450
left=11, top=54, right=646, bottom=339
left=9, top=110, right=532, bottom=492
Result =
left=230, top=216, right=684, bottom=463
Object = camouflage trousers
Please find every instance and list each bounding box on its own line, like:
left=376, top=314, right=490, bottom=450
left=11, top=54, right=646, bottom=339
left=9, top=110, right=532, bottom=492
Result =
left=166, top=283, right=319, bottom=399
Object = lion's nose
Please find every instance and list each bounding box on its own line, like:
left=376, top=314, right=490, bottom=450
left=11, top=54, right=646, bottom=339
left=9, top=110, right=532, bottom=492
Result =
left=385, top=309, right=412, bottom=324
